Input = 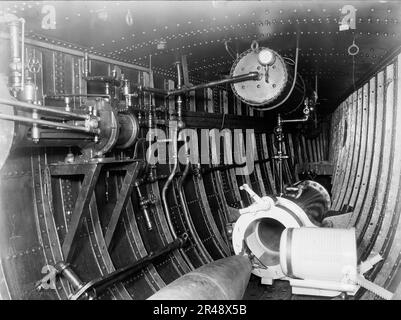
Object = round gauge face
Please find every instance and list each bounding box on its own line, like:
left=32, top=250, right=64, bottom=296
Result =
left=230, top=47, right=288, bottom=107
left=258, top=49, right=275, bottom=66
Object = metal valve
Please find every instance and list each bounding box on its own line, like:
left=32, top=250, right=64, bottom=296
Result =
left=239, top=184, right=276, bottom=215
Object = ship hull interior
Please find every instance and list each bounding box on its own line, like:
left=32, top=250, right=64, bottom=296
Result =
left=0, top=0, right=401, bottom=300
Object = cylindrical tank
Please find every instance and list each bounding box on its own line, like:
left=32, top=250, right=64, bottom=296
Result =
left=230, top=46, right=306, bottom=113
left=115, top=112, right=139, bottom=149
left=280, top=227, right=357, bottom=281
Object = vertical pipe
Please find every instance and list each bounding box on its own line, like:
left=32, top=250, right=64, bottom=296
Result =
left=177, top=146, right=212, bottom=263
left=175, top=61, right=185, bottom=129
left=277, top=114, right=284, bottom=196
left=9, top=21, right=19, bottom=60
left=20, top=18, right=25, bottom=90
left=162, top=60, right=184, bottom=239
left=8, top=20, right=21, bottom=94
left=161, top=123, right=179, bottom=239
left=83, top=52, right=89, bottom=77
left=160, top=60, right=197, bottom=269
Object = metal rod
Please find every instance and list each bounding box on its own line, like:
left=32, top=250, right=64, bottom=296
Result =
left=0, top=113, right=97, bottom=134
left=175, top=61, right=185, bottom=130
left=281, top=115, right=309, bottom=123
left=55, top=262, right=84, bottom=292
left=133, top=72, right=259, bottom=98
left=274, top=113, right=308, bottom=196
left=69, top=236, right=187, bottom=300
left=278, top=146, right=283, bottom=196
left=135, top=182, right=154, bottom=231
left=9, top=21, right=19, bottom=63
left=83, top=52, right=89, bottom=77
left=45, top=93, right=111, bottom=99
left=7, top=18, right=21, bottom=95
left=83, top=75, right=121, bottom=86
left=167, top=72, right=259, bottom=96
left=140, top=86, right=168, bottom=96
left=201, top=162, right=246, bottom=174
left=0, top=98, right=88, bottom=120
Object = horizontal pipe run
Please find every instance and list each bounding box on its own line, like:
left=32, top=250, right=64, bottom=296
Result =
left=83, top=76, right=121, bottom=87
left=140, top=86, right=169, bottom=96
left=45, top=94, right=111, bottom=99
left=0, top=98, right=88, bottom=120
left=201, top=162, right=247, bottom=175
left=167, top=72, right=260, bottom=96
left=280, top=115, right=309, bottom=124
left=91, top=72, right=261, bottom=98
left=0, top=113, right=98, bottom=134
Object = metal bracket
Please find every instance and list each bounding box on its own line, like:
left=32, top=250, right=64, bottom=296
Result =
left=48, top=159, right=144, bottom=261
left=35, top=265, right=58, bottom=291
left=104, top=161, right=144, bottom=248
left=49, top=162, right=102, bottom=262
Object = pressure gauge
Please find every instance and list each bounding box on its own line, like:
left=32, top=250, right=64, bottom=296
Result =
left=257, top=48, right=275, bottom=66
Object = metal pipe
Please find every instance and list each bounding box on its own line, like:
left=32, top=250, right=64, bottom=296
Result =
left=55, top=262, right=84, bottom=292
left=278, top=147, right=283, bottom=196
left=177, top=152, right=212, bottom=263
left=161, top=61, right=184, bottom=240
left=84, top=75, right=121, bottom=85
left=140, top=86, right=168, bottom=96
left=84, top=74, right=122, bottom=98
left=83, top=52, right=89, bottom=77
left=280, top=115, right=309, bottom=123
left=45, top=94, right=111, bottom=99
left=8, top=20, right=21, bottom=94
left=201, top=162, right=246, bottom=174
left=167, top=71, right=259, bottom=96
left=274, top=113, right=308, bottom=195
left=148, top=105, right=153, bottom=146
left=0, top=113, right=98, bottom=134
left=68, top=236, right=187, bottom=300
left=9, top=21, right=19, bottom=61
left=0, top=98, right=88, bottom=120
left=135, top=182, right=153, bottom=231
left=147, top=255, right=252, bottom=300
left=31, top=109, right=39, bottom=142
left=161, top=123, right=179, bottom=239
left=175, top=61, right=185, bottom=130
left=20, top=18, right=25, bottom=90
left=176, top=61, right=183, bottom=90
